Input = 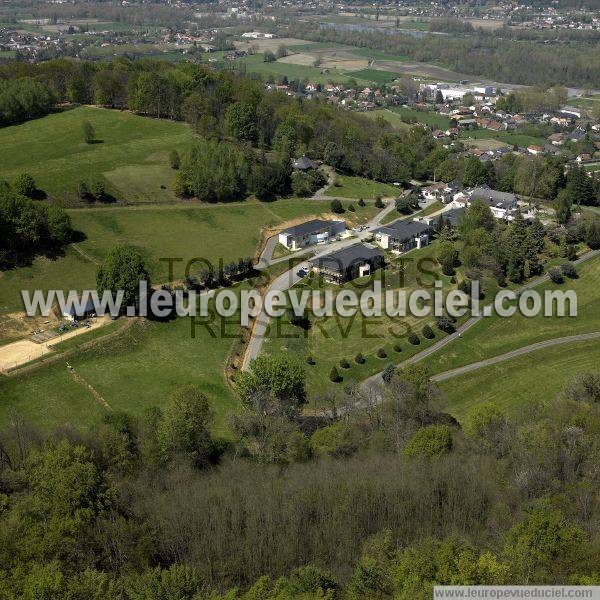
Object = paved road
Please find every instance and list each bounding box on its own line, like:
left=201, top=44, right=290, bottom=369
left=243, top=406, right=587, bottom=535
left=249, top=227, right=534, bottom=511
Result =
left=430, top=331, right=600, bottom=383
left=360, top=248, right=600, bottom=389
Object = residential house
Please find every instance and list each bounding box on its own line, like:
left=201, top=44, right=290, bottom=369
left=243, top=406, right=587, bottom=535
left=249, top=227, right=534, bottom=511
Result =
left=278, top=219, right=346, bottom=251
left=527, top=145, right=544, bottom=155
left=548, top=133, right=565, bottom=146
left=373, top=220, right=430, bottom=252
left=309, top=243, right=384, bottom=284
left=292, top=155, right=318, bottom=170
left=470, top=186, right=518, bottom=220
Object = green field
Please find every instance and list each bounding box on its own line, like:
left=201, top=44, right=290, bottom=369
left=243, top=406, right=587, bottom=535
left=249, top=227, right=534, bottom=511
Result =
left=422, top=254, right=600, bottom=375
left=0, top=106, right=194, bottom=202
left=0, top=309, right=240, bottom=434
left=438, top=338, right=600, bottom=421
left=234, top=53, right=365, bottom=85
left=460, top=128, right=547, bottom=149
left=0, top=199, right=353, bottom=314
left=350, top=48, right=410, bottom=63
left=380, top=199, right=444, bottom=225
left=346, top=69, right=397, bottom=84
left=390, top=107, right=452, bottom=130
left=325, top=175, right=400, bottom=199
left=363, top=109, right=411, bottom=131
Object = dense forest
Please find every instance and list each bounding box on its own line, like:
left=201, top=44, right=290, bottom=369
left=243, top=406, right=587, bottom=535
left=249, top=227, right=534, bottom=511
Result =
left=286, top=23, right=600, bottom=88
left=1, top=354, right=600, bottom=598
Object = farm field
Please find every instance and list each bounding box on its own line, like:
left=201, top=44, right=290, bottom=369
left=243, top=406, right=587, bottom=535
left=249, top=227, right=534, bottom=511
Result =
left=421, top=254, right=600, bottom=375
left=0, top=199, right=359, bottom=315
left=0, top=309, right=240, bottom=434
left=0, top=106, right=194, bottom=203
left=460, top=128, right=547, bottom=149
left=346, top=68, right=397, bottom=84
left=438, top=338, right=600, bottom=420
left=325, top=175, right=400, bottom=199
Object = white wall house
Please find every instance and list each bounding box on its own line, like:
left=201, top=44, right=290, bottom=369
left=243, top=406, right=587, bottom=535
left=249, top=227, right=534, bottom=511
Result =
left=278, top=219, right=346, bottom=251
left=373, top=220, right=430, bottom=253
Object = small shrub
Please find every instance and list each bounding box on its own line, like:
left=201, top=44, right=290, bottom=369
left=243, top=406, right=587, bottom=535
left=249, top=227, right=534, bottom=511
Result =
left=374, top=196, right=384, bottom=209
left=393, top=343, right=402, bottom=352
left=169, top=149, right=180, bottom=170
left=408, top=333, right=420, bottom=345
left=13, top=173, right=37, bottom=198
left=330, top=199, right=344, bottom=214
left=340, top=358, right=350, bottom=369
left=377, top=348, right=387, bottom=359
left=382, top=364, right=395, bottom=384
left=355, top=353, right=365, bottom=364
left=548, top=267, right=564, bottom=284
left=560, top=262, right=578, bottom=279
left=329, top=366, right=342, bottom=383
left=422, top=324, right=435, bottom=339
left=436, top=316, right=455, bottom=334
left=306, top=356, right=315, bottom=365
left=347, top=204, right=356, bottom=212
left=358, top=198, right=366, bottom=207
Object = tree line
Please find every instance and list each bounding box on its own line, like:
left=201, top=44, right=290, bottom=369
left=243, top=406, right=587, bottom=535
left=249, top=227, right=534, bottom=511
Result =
left=1, top=354, right=600, bottom=597
left=285, top=22, right=600, bottom=88
left=0, top=179, right=72, bottom=269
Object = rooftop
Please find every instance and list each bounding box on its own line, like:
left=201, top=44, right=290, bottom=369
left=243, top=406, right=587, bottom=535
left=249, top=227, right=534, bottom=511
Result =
left=281, top=219, right=343, bottom=238
left=374, top=219, right=430, bottom=240
left=310, top=243, right=383, bottom=273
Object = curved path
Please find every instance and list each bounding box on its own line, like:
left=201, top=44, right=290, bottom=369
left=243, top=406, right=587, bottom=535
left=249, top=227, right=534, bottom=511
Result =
left=361, top=249, right=600, bottom=389
left=430, top=331, right=600, bottom=383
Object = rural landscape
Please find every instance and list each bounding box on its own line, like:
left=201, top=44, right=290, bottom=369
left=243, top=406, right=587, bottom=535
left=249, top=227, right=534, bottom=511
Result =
left=1, top=0, right=600, bottom=597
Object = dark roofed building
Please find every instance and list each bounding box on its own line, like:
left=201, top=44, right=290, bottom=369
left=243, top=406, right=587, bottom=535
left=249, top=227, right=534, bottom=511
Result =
left=278, top=219, right=346, bottom=250
left=309, top=243, right=384, bottom=284
left=373, top=219, right=430, bottom=252
left=469, top=186, right=517, bottom=220
left=439, top=207, right=466, bottom=228
left=292, top=155, right=318, bottom=170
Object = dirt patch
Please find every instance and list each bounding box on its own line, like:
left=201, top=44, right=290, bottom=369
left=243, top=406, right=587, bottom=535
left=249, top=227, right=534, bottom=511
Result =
left=0, top=312, right=61, bottom=345
left=463, top=138, right=511, bottom=151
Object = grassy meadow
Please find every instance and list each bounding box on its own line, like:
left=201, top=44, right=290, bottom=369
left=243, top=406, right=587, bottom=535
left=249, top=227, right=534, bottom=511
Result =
left=0, top=310, right=240, bottom=434
left=438, top=338, right=600, bottom=421
left=421, top=254, right=600, bottom=375
left=0, top=199, right=358, bottom=314
left=460, top=128, right=547, bottom=149
left=0, top=106, right=194, bottom=203
left=325, top=175, right=400, bottom=199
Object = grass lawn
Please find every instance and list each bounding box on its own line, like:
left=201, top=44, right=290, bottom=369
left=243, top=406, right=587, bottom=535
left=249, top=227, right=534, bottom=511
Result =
left=421, top=254, right=600, bottom=375
left=0, top=199, right=349, bottom=314
left=0, top=106, right=194, bottom=203
left=262, top=243, right=458, bottom=399
left=460, top=128, right=547, bottom=149
left=363, top=109, right=411, bottom=131
left=438, top=338, right=600, bottom=421
left=325, top=175, right=400, bottom=199
left=390, top=107, right=452, bottom=130
left=0, top=312, right=239, bottom=434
